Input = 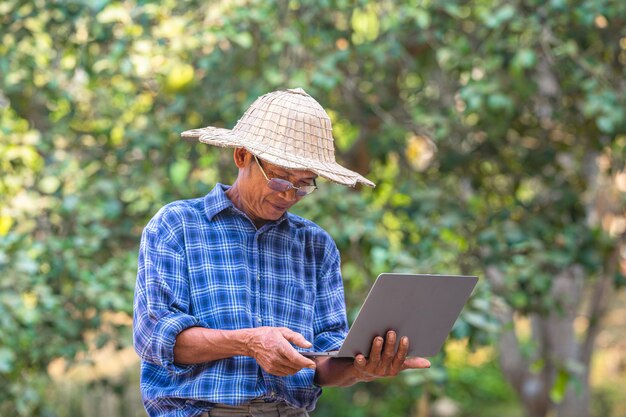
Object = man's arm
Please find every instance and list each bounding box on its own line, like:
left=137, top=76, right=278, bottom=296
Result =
left=314, top=331, right=431, bottom=387
left=174, top=326, right=317, bottom=377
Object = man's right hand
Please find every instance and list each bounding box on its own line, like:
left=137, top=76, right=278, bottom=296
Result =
left=243, top=326, right=316, bottom=376
left=173, top=326, right=315, bottom=376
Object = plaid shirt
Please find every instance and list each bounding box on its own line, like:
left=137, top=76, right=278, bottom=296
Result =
left=133, top=184, right=348, bottom=417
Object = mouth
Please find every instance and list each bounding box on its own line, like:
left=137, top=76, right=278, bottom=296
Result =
left=269, top=202, right=290, bottom=212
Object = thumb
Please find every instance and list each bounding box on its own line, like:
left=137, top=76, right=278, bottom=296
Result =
left=403, top=357, right=431, bottom=369
left=280, top=328, right=313, bottom=348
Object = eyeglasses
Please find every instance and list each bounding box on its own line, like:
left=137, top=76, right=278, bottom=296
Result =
left=254, top=155, right=317, bottom=197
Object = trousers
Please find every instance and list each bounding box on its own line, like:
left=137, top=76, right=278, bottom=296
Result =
left=201, top=400, right=310, bottom=417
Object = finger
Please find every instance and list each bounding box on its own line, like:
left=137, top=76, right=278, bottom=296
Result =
left=267, top=361, right=302, bottom=376
left=381, top=331, right=397, bottom=363
left=296, top=355, right=317, bottom=370
left=403, top=356, right=431, bottom=369
left=277, top=344, right=317, bottom=370
left=353, top=354, right=376, bottom=381
left=354, top=354, right=367, bottom=369
left=270, top=350, right=314, bottom=375
left=256, top=352, right=299, bottom=376
left=390, top=336, right=409, bottom=374
left=280, top=328, right=313, bottom=348
left=368, top=336, right=384, bottom=366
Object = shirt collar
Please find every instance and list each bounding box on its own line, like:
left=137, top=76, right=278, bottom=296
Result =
left=203, top=183, right=289, bottom=227
left=203, top=183, right=235, bottom=221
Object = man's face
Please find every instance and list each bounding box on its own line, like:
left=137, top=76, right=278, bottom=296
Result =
left=236, top=151, right=317, bottom=224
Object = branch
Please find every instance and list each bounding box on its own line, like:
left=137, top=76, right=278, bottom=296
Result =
left=486, top=266, right=529, bottom=392
left=581, top=245, right=619, bottom=364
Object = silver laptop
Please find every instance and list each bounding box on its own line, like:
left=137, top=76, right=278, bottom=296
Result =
left=302, top=273, right=478, bottom=358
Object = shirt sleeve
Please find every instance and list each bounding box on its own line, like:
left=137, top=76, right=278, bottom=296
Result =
left=312, top=237, right=349, bottom=352
left=133, top=208, right=202, bottom=376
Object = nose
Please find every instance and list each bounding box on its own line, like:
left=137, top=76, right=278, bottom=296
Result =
left=278, top=188, right=298, bottom=202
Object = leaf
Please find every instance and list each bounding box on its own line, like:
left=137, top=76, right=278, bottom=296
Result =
left=514, top=49, right=537, bottom=69
left=38, top=176, right=61, bottom=194
left=485, top=4, right=515, bottom=28
left=169, top=159, right=191, bottom=186
left=166, top=64, right=195, bottom=92
left=351, top=5, right=380, bottom=44
left=596, top=116, right=614, bottom=133
left=0, top=347, right=15, bottom=373
left=97, top=3, right=131, bottom=24
left=451, top=319, right=470, bottom=338
left=487, top=93, right=514, bottom=111
left=232, top=32, right=254, bottom=49
left=550, top=369, right=570, bottom=403
left=463, top=311, right=493, bottom=331
left=0, top=215, right=14, bottom=236
left=412, top=9, right=431, bottom=29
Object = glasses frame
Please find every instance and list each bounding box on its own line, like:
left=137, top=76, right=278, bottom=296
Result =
left=253, top=155, right=317, bottom=197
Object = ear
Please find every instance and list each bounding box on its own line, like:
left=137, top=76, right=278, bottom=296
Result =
left=233, top=147, right=252, bottom=168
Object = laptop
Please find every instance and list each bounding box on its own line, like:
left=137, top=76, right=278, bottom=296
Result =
left=302, top=273, right=478, bottom=358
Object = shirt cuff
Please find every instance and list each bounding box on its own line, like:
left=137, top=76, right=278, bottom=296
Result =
left=151, top=311, right=204, bottom=376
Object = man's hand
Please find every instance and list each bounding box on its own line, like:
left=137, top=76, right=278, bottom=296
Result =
left=244, top=327, right=316, bottom=376
left=313, top=330, right=431, bottom=387
left=352, top=330, right=430, bottom=381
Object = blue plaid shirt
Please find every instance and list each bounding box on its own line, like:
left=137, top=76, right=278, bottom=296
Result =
left=133, top=184, right=348, bottom=417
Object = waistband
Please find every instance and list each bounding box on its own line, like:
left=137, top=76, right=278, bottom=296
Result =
left=201, top=399, right=309, bottom=417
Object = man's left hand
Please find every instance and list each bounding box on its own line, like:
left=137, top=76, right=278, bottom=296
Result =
left=351, top=330, right=430, bottom=382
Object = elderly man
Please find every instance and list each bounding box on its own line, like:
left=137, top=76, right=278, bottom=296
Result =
left=133, top=88, right=430, bottom=417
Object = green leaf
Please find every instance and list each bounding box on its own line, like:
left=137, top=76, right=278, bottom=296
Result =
left=487, top=93, right=514, bottom=111
left=550, top=369, right=570, bottom=403
left=596, top=116, right=614, bottom=133
left=232, top=32, right=254, bottom=49
left=485, top=4, right=515, bottom=28
left=169, top=160, right=191, bottom=186
left=0, top=347, right=15, bottom=373
left=515, top=49, right=537, bottom=69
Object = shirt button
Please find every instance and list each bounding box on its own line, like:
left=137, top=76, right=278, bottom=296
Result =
left=257, top=316, right=262, bottom=323
left=257, top=274, right=260, bottom=281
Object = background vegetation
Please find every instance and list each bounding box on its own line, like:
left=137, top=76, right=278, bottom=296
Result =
left=1, top=0, right=625, bottom=416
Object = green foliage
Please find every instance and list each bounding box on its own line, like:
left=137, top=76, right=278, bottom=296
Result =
left=445, top=357, right=519, bottom=416
left=315, top=382, right=421, bottom=417
left=1, top=0, right=625, bottom=415
left=313, top=346, right=519, bottom=417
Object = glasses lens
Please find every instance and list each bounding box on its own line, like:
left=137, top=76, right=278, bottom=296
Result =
left=267, top=178, right=292, bottom=192
left=295, top=186, right=317, bottom=197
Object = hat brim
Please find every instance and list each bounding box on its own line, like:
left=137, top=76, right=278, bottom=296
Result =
left=182, top=126, right=376, bottom=187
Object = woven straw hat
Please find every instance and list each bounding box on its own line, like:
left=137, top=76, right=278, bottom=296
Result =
left=181, top=88, right=375, bottom=187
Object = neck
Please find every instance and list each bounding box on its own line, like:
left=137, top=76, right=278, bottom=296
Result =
left=225, top=182, right=266, bottom=228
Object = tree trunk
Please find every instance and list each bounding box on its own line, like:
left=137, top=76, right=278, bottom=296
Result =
left=493, top=302, right=551, bottom=417
left=544, top=266, right=587, bottom=417
left=556, top=368, right=591, bottom=417
left=488, top=266, right=593, bottom=417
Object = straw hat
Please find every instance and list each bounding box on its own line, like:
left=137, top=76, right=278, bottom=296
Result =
left=181, top=88, right=375, bottom=187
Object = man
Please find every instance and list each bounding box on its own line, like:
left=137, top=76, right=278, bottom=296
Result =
left=133, top=88, right=431, bottom=417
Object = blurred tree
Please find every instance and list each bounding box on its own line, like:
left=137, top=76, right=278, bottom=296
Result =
left=1, top=0, right=625, bottom=416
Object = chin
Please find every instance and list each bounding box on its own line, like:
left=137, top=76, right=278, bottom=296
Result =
left=269, top=211, right=285, bottom=220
